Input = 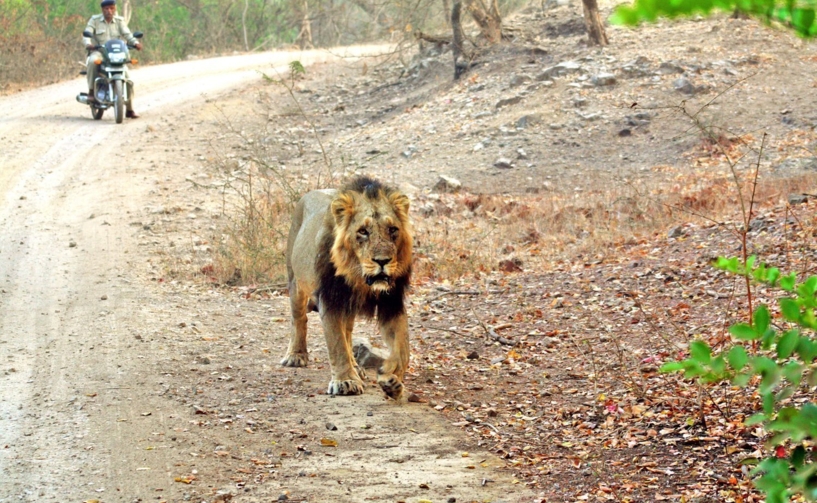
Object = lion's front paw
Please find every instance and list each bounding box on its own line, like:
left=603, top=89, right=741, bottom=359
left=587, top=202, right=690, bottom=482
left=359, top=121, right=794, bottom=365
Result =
left=280, top=352, right=308, bottom=367
left=377, top=373, right=404, bottom=400
left=327, top=379, right=365, bottom=396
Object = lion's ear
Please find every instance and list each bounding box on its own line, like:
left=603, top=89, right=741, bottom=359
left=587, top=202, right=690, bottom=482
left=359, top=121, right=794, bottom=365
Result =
left=390, top=193, right=410, bottom=221
left=331, top=193, right=356, bottom=227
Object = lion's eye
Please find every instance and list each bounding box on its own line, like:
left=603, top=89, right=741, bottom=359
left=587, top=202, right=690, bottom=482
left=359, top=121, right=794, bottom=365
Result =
left=357, top=228, right=369, bottom=238
left=389, top=226, right=399, bottom=238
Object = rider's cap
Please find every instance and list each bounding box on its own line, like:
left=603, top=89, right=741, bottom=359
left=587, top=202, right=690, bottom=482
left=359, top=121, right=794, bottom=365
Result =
left=100, top=0, right=115, bottom=7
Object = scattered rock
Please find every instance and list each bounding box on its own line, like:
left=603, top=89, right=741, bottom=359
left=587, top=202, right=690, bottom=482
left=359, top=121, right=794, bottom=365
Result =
left=536, top=60, right=583, bottom=81
left=591, top=73, right=617, bottom=86
left=493, top=158, right=514, bottom=169
left=788, top=193, right=812, bottom=205
left=509, top=74, right=531, bottom=88
left=515, top=114, right=542, bottom=129
left=673, top=78, right=697, bottom=95
left=495, top=96, right=523, bottom=108
left=432, top=175, right=462, bottom=193
left=657, top=61, right=685, bottom=74
left=668, top=226, right=687, bottom=238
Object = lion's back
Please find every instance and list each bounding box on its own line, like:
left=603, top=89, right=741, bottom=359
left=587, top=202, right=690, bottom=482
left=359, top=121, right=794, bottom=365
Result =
left=286, top=189, right=336, bottom=291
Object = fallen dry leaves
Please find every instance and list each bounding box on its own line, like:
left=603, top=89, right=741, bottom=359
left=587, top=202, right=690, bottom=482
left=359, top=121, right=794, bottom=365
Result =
left=405, top=197, right=817, bottom=502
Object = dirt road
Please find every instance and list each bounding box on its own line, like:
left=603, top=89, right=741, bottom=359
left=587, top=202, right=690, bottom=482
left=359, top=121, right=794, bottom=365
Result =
left=0, top=48, right=536, bottom=502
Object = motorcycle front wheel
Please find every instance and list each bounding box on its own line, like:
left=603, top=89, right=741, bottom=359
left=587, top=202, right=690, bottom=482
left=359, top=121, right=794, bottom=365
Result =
left=92, top=106, right=104, bottom=120
left=112, top=80, right=124, bottom=124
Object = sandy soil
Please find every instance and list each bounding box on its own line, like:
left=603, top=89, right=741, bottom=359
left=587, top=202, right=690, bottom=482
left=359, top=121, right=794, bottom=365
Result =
left=0, top=47, right=535, bottom=503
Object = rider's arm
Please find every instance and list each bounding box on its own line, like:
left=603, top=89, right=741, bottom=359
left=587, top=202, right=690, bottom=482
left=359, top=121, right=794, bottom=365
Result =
left=83, top=16, right=96, bottom=49
left=117, top=17, right=140, bottom=49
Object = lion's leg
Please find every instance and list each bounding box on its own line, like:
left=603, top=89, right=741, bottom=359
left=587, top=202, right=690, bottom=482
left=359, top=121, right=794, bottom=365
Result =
left=322, top=311, right=364, bottom=395
left=281, top=281, right=309, bottom=367
left=377, top=315, right=410, bottom=399
left=344, top=317, right=367, bottom=381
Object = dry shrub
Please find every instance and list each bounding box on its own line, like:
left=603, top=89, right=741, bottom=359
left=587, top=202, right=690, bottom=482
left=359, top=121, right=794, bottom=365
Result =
left=206, top=159, right=300, bottom=287
left=410, top=167, right=808, bottom=282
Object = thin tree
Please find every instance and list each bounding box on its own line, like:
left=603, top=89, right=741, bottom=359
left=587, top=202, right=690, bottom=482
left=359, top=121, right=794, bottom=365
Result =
left=582, top=0, right=608, bottom=45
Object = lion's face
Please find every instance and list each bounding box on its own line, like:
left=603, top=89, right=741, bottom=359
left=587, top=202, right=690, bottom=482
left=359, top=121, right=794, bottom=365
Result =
left=329, top=185, right=412, bottom=293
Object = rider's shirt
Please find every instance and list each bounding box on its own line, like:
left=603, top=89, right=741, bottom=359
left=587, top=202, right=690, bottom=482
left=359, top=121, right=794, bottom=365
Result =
left=83, top=14, right=137, bottom=47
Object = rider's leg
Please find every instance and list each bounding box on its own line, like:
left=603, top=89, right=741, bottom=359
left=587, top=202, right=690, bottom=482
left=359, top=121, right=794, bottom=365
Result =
left=86, top=51, right=102, bottom=97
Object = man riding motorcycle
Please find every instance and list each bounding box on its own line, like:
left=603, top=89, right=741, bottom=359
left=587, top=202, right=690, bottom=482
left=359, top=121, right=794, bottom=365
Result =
left=83, top=0, right=142, bottom=118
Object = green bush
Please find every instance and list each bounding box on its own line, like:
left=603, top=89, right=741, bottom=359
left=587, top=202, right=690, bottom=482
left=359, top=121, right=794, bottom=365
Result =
left=662, top=256, right=817, bottom=502
left=610, top=0, right=817, bottom=38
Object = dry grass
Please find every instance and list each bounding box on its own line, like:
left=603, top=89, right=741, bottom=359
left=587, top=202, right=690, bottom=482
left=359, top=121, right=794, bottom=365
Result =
left=205, top=165, right=813, bottom=288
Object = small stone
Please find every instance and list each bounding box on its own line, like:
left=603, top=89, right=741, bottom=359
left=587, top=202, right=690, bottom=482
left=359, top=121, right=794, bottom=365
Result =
left=325, top=422, right=338, bottom=431
left=592, top=73, right=617, bottom=86
left=69, top=240, right=77, bottom=248
left=515, top=114, right=542, bottom=129
left=407, top=393, right=426, bottom=403
left=495, top=96, right=523, bottom=108
left=100, top=295, right=108, bottom=301
left=657, top=61, right=685, bottom=74
left=788, top=193, right=810, bottom=205
left=466, top=350, right=480, bottom=360
left=432, top=175, right=462, bottom=193
left=494, top=158, right=514, bottom=169
left=673, top=78, right=697, bottom=95
left=509, top=74, right=531, bottom=88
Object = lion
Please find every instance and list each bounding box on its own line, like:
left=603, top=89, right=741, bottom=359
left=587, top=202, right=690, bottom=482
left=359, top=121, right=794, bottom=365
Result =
left=280, top=176, right=413, bottom=399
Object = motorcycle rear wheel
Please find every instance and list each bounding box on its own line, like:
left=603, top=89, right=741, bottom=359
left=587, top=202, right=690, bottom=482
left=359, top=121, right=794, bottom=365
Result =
left=92, top=106, right=104, bottom=120
left=113, top=80, right=124, bottom=124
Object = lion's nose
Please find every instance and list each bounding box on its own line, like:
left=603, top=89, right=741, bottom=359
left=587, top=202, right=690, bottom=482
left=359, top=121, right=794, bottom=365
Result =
left=373, top=258, right=391, bottom=268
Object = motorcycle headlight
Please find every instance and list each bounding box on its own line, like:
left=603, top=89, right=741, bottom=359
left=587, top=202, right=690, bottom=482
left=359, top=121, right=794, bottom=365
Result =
left=108, top=52, right=127, bottom=64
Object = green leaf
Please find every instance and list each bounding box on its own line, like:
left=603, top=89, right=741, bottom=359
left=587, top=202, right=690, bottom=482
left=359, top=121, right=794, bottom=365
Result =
left=732, top=371, right=752, bottom=387
left=777, top=330, right=800, bottom=360
left=754, top=305, right=771, bottom=334
left=730, top=323, right=760, bottom=340
left=689, top=340, right=711, bottom=364
left=745, top=255, right=757, bottom=272
left=796, top=338, right=817, bottom=364
left=762, top=391, right=776, bottom=414
left=660, top=361, right=685, bottom=373
left=289, top=61, right=305, bottom=76
left=766, top=267, right=780, bottom=286
left=781, top=361, right=803, bottom=385
left=780, top=273, right=797, bottom=292
left=727, top=345, right=749, bottom=371
left=745, top=412, right=768, bottom=426
left=780, top=298, right=801, bottom=323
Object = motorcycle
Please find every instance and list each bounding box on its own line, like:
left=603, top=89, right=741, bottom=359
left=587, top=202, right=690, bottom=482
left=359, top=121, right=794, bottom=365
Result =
left=76, top=30, right=143, bottom=124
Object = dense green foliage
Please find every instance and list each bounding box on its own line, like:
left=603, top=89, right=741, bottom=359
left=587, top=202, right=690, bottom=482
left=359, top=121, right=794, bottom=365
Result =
left=610, top=0, right=817, bottom=37
left=662, top=257, right=817, bottom=502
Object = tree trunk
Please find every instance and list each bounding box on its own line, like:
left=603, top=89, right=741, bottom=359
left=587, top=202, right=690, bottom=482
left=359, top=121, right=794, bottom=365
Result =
left=122, top=0, right=132, bottom=24
left=451, top=0, right=469, bottom=79
left=581, top=0, right=608, bottom=46
left=442, top=0, right=452, bottom=27
left=463, top=0, right=502, bottom=43
left=296, top=0, right=313, bottom=49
